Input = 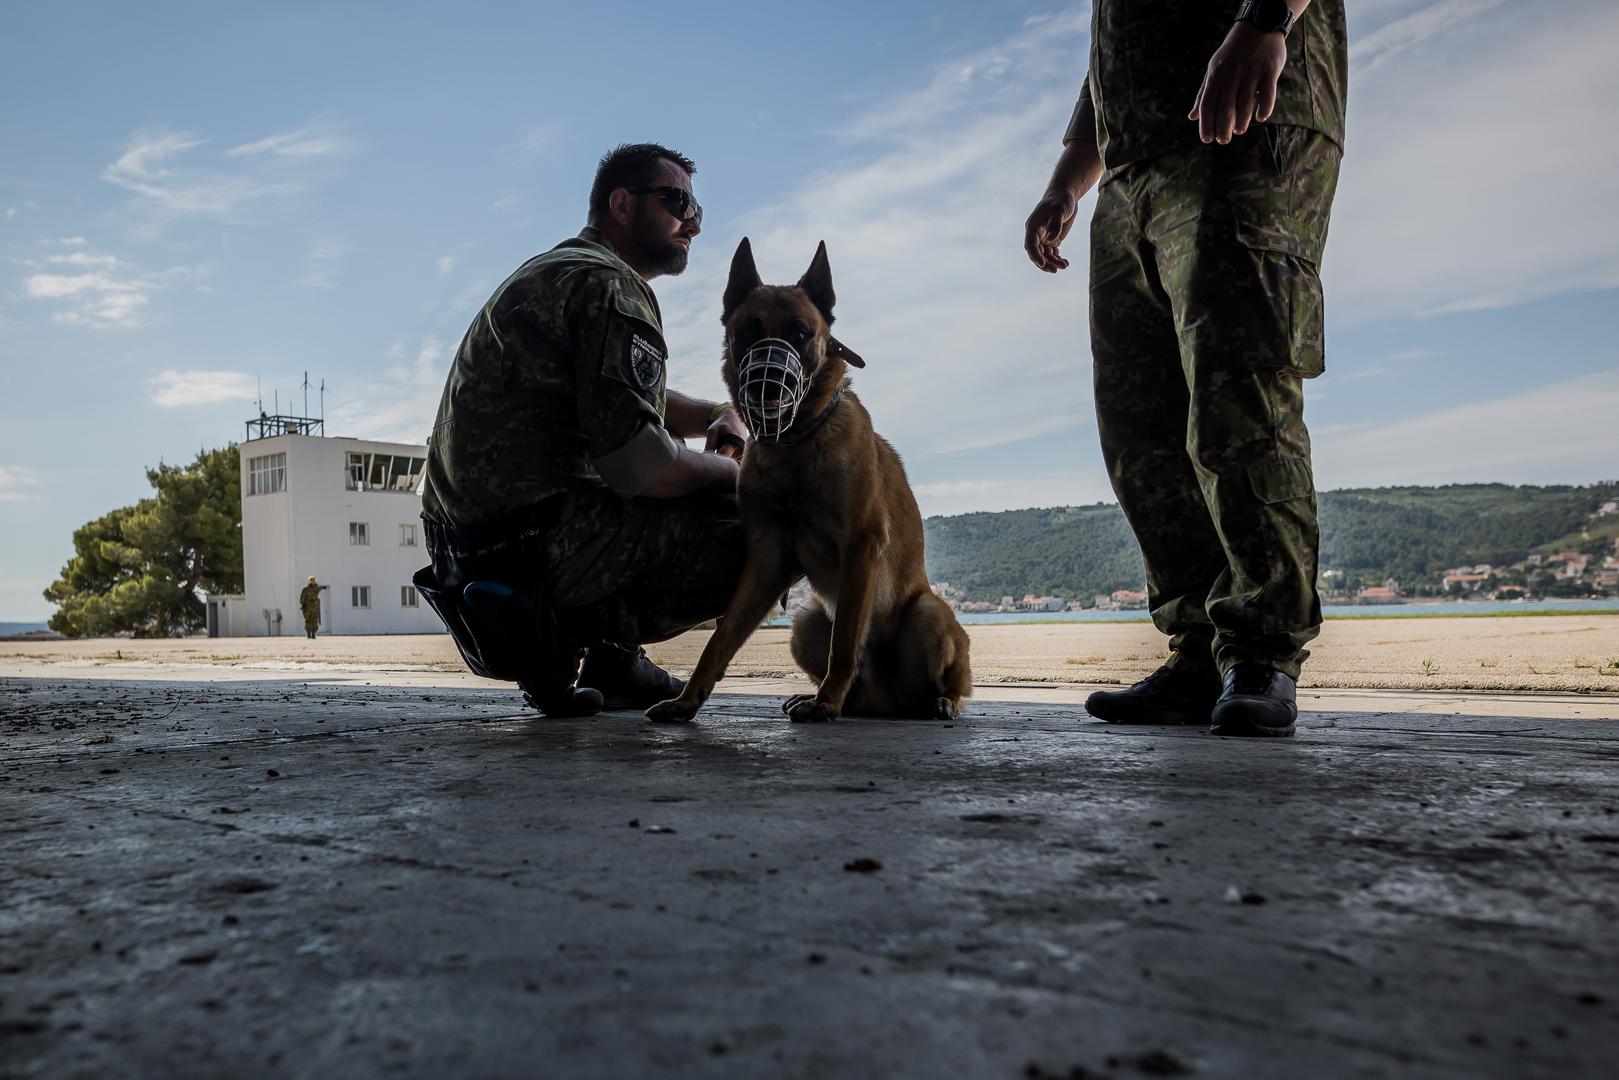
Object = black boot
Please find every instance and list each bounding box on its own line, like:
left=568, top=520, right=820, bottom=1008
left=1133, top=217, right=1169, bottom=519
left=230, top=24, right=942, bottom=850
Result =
left=578, top=643, right=684, bottom=710
left=1084, top=665, right=1221, bottom=725
left=1209, top=663, right=1298, bottom=737
left=521, top=682, right=604, bottom=718
left=520, top=647, right=602, bottom=718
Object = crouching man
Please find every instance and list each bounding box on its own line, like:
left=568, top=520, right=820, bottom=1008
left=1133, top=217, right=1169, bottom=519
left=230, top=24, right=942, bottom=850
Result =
left=416, top=142, right=749, bottom=716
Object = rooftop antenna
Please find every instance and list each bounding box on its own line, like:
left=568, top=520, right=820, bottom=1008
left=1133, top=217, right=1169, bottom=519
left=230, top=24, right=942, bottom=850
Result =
left=302, top=371, right=310, bottom=418
left=256, top=376, right=263, bottom=416
left=319, top=379, right=325, bottom=426
left=274, top=389, right=279, bottom=416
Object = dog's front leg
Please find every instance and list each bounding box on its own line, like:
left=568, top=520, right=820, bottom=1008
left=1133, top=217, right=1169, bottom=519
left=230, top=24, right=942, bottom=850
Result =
left=789, top=532, right=882, bottom=723
left=645, top=546, right=796, bottom=723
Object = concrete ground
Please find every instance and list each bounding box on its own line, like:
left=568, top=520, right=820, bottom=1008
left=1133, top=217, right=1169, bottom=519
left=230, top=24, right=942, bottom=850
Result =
left=3, top=672, right=1618, bottom=1079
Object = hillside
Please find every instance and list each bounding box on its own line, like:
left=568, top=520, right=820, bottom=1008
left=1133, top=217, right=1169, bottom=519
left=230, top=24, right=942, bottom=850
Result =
left=923, top=482, right=1619, bottom=603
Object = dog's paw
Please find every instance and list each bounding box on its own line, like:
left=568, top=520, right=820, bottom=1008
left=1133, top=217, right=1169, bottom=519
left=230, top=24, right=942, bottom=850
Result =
left=645, top=697, right=700, bottom=724
left=781, top=693, right=816, bottom=717
left=934, top=696, right=963, bottom=721
left=787, top=697, right=840, bottom=724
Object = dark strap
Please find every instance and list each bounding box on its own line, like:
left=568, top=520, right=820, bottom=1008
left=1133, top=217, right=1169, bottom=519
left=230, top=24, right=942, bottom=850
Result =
left=759, top=386, right=846, bottom=446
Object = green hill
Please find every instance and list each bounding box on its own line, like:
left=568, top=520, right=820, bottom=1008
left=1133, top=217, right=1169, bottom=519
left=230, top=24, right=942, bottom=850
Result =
left=923, top=482, right=1619, bottom=603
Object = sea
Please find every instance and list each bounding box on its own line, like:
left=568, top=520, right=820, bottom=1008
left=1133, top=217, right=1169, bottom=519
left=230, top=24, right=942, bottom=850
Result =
left=764, top=597, right=1619, bottom=628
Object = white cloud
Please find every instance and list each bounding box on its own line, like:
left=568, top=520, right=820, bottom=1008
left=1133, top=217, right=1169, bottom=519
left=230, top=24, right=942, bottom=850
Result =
left=4, top=206, right=15, bottom=220
left=46, top=251, right=121, bottom=269
left=226, top=122, right=359, bottom=159
left=1316, top=368, right=1619, bottom=489
left=651, top=10, right=1096, bottom=475
left=1330, top=0, right=1619, bottom=320
left=1350, top=0, right=1504, bottom=79
left=298, top=240, right=345, bottom=289
left=436, top=255, right=455, bottom=274
left=505, top=123, right=563, bottom=159
left=101, top=122, right=348, bottom=220
left=492, top=193, right=521, bottom=211
left=913, top=470, right=1116, bottom=518
left=25, top=269, right=149, bottom=326
left=20, top=239, right=197, bottom=327
left=0, top=465, right=42, bottom=503
left=147, top=370, right=259, bottom=408
left=328, top=337, right=448, bottom=444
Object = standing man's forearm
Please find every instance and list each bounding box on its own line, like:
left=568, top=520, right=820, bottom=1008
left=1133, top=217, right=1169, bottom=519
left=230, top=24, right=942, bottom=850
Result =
left=1022, top=98, right=1104, bottom=273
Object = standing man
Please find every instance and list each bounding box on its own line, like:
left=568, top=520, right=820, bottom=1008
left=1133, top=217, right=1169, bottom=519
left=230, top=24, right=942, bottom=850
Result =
left=299, top=576, right=322, bottom=640
left=420, top=143, right=751, bottom=717
left=1024, top=1, right=1347, bottom=736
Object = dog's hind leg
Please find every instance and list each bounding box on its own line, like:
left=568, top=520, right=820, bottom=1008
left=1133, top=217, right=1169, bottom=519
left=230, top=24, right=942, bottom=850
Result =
left=788, top=533, right=883, bottom=723
left=895, top=593, right=973, bottom=720
left=783, top=602, right=832, bottom=717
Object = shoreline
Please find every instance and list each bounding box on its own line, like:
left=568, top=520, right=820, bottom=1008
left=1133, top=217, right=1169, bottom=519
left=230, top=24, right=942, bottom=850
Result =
left=6, top=613, right=1618, bottom=695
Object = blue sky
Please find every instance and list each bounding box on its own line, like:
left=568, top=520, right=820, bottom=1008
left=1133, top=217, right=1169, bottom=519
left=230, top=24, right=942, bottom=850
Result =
left=3, top=0, right=1617, bottom=621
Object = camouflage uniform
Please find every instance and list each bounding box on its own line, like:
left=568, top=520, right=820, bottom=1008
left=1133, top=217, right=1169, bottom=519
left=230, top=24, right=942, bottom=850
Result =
left=1070, top=1, right=1347, bottom=680
left=298, top=583, right=321, bottom=636
left=420, top=227, right=744, bottom=648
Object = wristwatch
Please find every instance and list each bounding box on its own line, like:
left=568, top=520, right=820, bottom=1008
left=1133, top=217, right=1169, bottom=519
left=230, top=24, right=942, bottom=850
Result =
left=1236, top=0, right=1295, bottom=35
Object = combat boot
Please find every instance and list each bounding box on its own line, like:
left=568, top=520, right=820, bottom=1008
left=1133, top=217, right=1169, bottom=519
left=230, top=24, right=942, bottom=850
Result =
left=579, top=643, right=685, bottom=710
left=1084, top=665, right=1221, bottom=726
left=1209, top=663, right=1297, bottom=737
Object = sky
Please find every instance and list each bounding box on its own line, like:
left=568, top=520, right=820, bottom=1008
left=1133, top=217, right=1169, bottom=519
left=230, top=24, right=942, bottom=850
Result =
left=3, top=0, right=1618, bottom=621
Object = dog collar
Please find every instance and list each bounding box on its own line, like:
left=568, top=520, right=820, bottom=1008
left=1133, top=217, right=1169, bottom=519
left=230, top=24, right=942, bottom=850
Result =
left=755, top=384, right=846, bottom=445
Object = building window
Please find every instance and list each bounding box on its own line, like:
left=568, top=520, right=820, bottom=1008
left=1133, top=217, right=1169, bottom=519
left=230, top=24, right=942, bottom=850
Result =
left=343, top=452, right=427, bottom=493
left=247, top=453, right=287, bottom=495
left=401, top=585, right=420, bottom=608
left=349, top=522, right=369, bottom=546
left=352, top=585, right=371, bottom=609
left=399, top=523, right=418, bottom=547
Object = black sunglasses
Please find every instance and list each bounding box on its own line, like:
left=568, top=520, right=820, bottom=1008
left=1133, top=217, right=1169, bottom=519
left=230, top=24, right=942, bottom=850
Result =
left=628, top=185, right=702, bottom=226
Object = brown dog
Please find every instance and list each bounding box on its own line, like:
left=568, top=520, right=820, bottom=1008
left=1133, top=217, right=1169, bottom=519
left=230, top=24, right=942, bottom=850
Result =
left=646, top=238, right=971, bottom=723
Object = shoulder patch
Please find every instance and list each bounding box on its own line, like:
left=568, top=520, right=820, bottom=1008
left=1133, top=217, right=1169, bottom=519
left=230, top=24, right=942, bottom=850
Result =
left=627, top=332, right=665, bottom=391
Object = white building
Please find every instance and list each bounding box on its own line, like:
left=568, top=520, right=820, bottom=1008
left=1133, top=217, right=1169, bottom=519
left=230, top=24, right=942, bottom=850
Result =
left=222, top=414, right=445, bottom=636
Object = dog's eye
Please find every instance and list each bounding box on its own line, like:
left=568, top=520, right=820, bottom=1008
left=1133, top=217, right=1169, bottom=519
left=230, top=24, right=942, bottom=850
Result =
left=790, top=324, right=811, bottom=343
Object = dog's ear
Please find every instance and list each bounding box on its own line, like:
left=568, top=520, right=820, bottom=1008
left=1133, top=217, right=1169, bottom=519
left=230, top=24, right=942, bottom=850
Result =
left=828, top=336, right=865, bottom=369
left=722, top=237, right=762, bottom=322
left=797, top=240, right=835, bottom=322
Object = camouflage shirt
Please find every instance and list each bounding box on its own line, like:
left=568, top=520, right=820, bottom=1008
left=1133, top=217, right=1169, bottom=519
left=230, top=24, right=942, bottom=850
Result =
left=421, top=227, right=679, bottom=527
left=1065, top=0, right=1348, bottom=169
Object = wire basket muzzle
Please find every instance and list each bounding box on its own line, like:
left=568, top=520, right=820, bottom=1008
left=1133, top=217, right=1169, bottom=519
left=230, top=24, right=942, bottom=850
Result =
left=735, top=339, right=806, bottom=442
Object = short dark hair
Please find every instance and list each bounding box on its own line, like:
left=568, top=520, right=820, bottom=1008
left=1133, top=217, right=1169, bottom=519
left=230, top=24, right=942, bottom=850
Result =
left=588, top=143, right=696, bottom=221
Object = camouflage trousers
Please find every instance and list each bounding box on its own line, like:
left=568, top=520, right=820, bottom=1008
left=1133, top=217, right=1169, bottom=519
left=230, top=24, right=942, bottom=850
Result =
left=1089, top=125, right=1341, bottom=680
left=426, top=489, right=746, bottom=649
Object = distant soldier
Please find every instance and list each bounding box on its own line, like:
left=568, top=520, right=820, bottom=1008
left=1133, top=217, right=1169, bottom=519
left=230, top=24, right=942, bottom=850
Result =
left=299, top=576, right=322, bottom=640
left=1024, top=0, right=1347, bottom=736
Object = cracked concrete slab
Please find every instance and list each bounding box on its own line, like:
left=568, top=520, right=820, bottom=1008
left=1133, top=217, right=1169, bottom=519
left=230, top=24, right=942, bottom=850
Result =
left=2, top=675, right=1617, bottom=1079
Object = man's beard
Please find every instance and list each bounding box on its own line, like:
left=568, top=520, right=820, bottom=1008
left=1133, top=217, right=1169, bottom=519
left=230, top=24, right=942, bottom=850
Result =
left=631, top=213, right=689, bottom=276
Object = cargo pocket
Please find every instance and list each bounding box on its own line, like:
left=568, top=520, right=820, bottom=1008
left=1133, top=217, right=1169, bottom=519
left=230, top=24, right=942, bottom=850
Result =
left=1235, top=220, right=1325, bottom=379
left=1245, top=454, right=1315, bottom=504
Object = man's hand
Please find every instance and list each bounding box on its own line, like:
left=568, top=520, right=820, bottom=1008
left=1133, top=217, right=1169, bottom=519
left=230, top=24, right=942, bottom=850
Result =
left=1024, top=190, right=1078, bottom=273
left=1189, top=22, right=1288, bottom=145
left=1023, top=139, right=1102, bottom=273
left=704, top=407, right=749, bottom=460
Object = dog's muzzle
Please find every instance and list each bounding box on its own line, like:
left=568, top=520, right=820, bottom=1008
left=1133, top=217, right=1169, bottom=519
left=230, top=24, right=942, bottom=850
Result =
left=735, top=338, right=807, bottom=442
